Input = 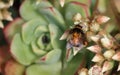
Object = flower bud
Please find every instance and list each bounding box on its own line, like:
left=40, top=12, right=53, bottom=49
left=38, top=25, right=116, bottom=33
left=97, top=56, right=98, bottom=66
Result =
left=78, top=68, right=88, bottom=75
left=92, top=54, right=104, bottom=63
left=101, top=35, right=113, bottom=49
left=88, top=65, right=103, bottom=75
left=9, top=0, right=14, bottom=6
left=103, top=50, right=115, bottom=60
left=91, top=35, right=101, bottom=43
left=96, top=15, right=110, bottom=24
left=102, top=61, right=114, bottom=73
left=0, top=1, right=9, bottom=8
left=87, top=45, right=102, bottom=54
left=79, top=22, right=88, bottom=32
left=114, top=33, right=120, bottom=42
left=60, top=0, right=65, bottom=7
left=112, top=52, right=120, bottom=61
left=36, top=0, right=41, bottom=5
left=90, top=22, right=100, bottom=32
left=117, top=62, right=120, bottom=71
left=73, top=13, right=82, bottom=24
left=2, top=9, right=13, bottom=21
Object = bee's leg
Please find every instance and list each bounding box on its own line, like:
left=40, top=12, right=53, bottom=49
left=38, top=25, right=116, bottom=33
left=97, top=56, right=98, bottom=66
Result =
left=66, top=49, right=71, bottom=60
left=66, top=42, right=73, bottom=50
left=66, top=42, right=73, bottom=60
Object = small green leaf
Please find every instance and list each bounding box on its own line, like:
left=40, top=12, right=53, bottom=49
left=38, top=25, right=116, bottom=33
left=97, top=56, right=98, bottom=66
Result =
left=26, top=62, right=62, bottom=75
left=45, top=49, right=61, bottom=64
left=66, top=0, right=91, bottom=5
left=11, top=34, right=37, bottom=65
left=20, top=0, right=44, bottom=20
left=34, top=25, right=49, bottom=37
left=62, top=52, right=86, bottom=75
left=35, top=49, right=61, bottom=64
left=22, top=19, right=48, bottom=44
left=31, top=41, right=47, bottom=56
left=37, top=33, right=50, bottom=50
left=36, top=1, right=67, bottom=30
left=49, top=24, right=65, bottom=49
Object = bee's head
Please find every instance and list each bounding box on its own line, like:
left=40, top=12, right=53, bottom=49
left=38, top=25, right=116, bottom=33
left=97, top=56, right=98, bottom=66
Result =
left=70, top=25, right=84, bottom=35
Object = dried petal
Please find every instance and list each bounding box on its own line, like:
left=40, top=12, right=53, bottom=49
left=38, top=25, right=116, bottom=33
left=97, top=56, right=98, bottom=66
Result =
left=91, top=35, right=101, bottom=43
left=112, top=52, right=120, bottom=61
left=88, top=65, right=103, bottom=75
left=90, top=22, right=100, bottom=32
left=87, top=45, right=102, bottom=54
left=78, top=68, right=88, bottom=75
left=103, top=50, right=115, bottom=60
left=0, top=0, right=13, bottom=8
left=73, top=13, right=82, bottom=24
left=0, top=1, right=9, bottom=8
left=60, top=0, right=65, bottom=7
left=96, top=15, right=110, bottom=24
left=92, top=54, right=104, bottom=63
left=101, top=35, right=113, bottom=49
left=9, top=0, right=14, bottom=6
left=2, top=9, right=13, bottom=21
left=102, top=61, right=114, bottom=73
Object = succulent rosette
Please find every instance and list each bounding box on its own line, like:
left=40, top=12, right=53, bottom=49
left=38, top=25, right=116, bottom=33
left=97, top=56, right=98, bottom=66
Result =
left=3, top=0, right=68, bottom=75
left=2, top=0, right=90, bottom=74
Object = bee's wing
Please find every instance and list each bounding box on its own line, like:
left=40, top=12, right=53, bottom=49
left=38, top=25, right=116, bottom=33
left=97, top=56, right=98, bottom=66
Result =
left=59, top=29, right=70, bottom=40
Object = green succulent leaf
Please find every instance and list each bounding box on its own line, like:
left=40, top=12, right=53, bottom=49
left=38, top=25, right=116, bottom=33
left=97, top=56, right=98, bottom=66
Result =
left=11, top=34, right=37, bottom=65
left=49, top=24, right=65, bottom=49
left=36, top=0, right=67, bottom=30
left=31, top=41, right=47, bottom=56
left=4, top=18, right=25, bottom=43
left=26, top=62, right=62, bottom=75
left=20, top=0, right=44, bottom=21
left=62, top=51, right=86, bottom=75
left=66, top=0, right=91, bottom=5
left=45, top=49, right=61, bottom=64
left=22, top=19, right=48, bottom=44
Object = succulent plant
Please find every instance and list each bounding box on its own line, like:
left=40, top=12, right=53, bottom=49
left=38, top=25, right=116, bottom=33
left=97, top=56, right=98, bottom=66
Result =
left=0, top=0, right=120, bottom=75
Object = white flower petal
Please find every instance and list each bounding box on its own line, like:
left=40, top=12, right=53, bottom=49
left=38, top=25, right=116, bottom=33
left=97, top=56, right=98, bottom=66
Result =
left=87, top=45, right=102, bottom=53
left=60, top=0, right=65, bottom=7
left=96, top=15, right=110, bottom=24
left=102, top=61, right=114, bottom=73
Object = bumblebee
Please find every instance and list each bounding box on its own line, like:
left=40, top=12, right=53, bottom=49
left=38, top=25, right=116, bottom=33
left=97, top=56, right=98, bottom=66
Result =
left=60, top=24, right=87, bottom=50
